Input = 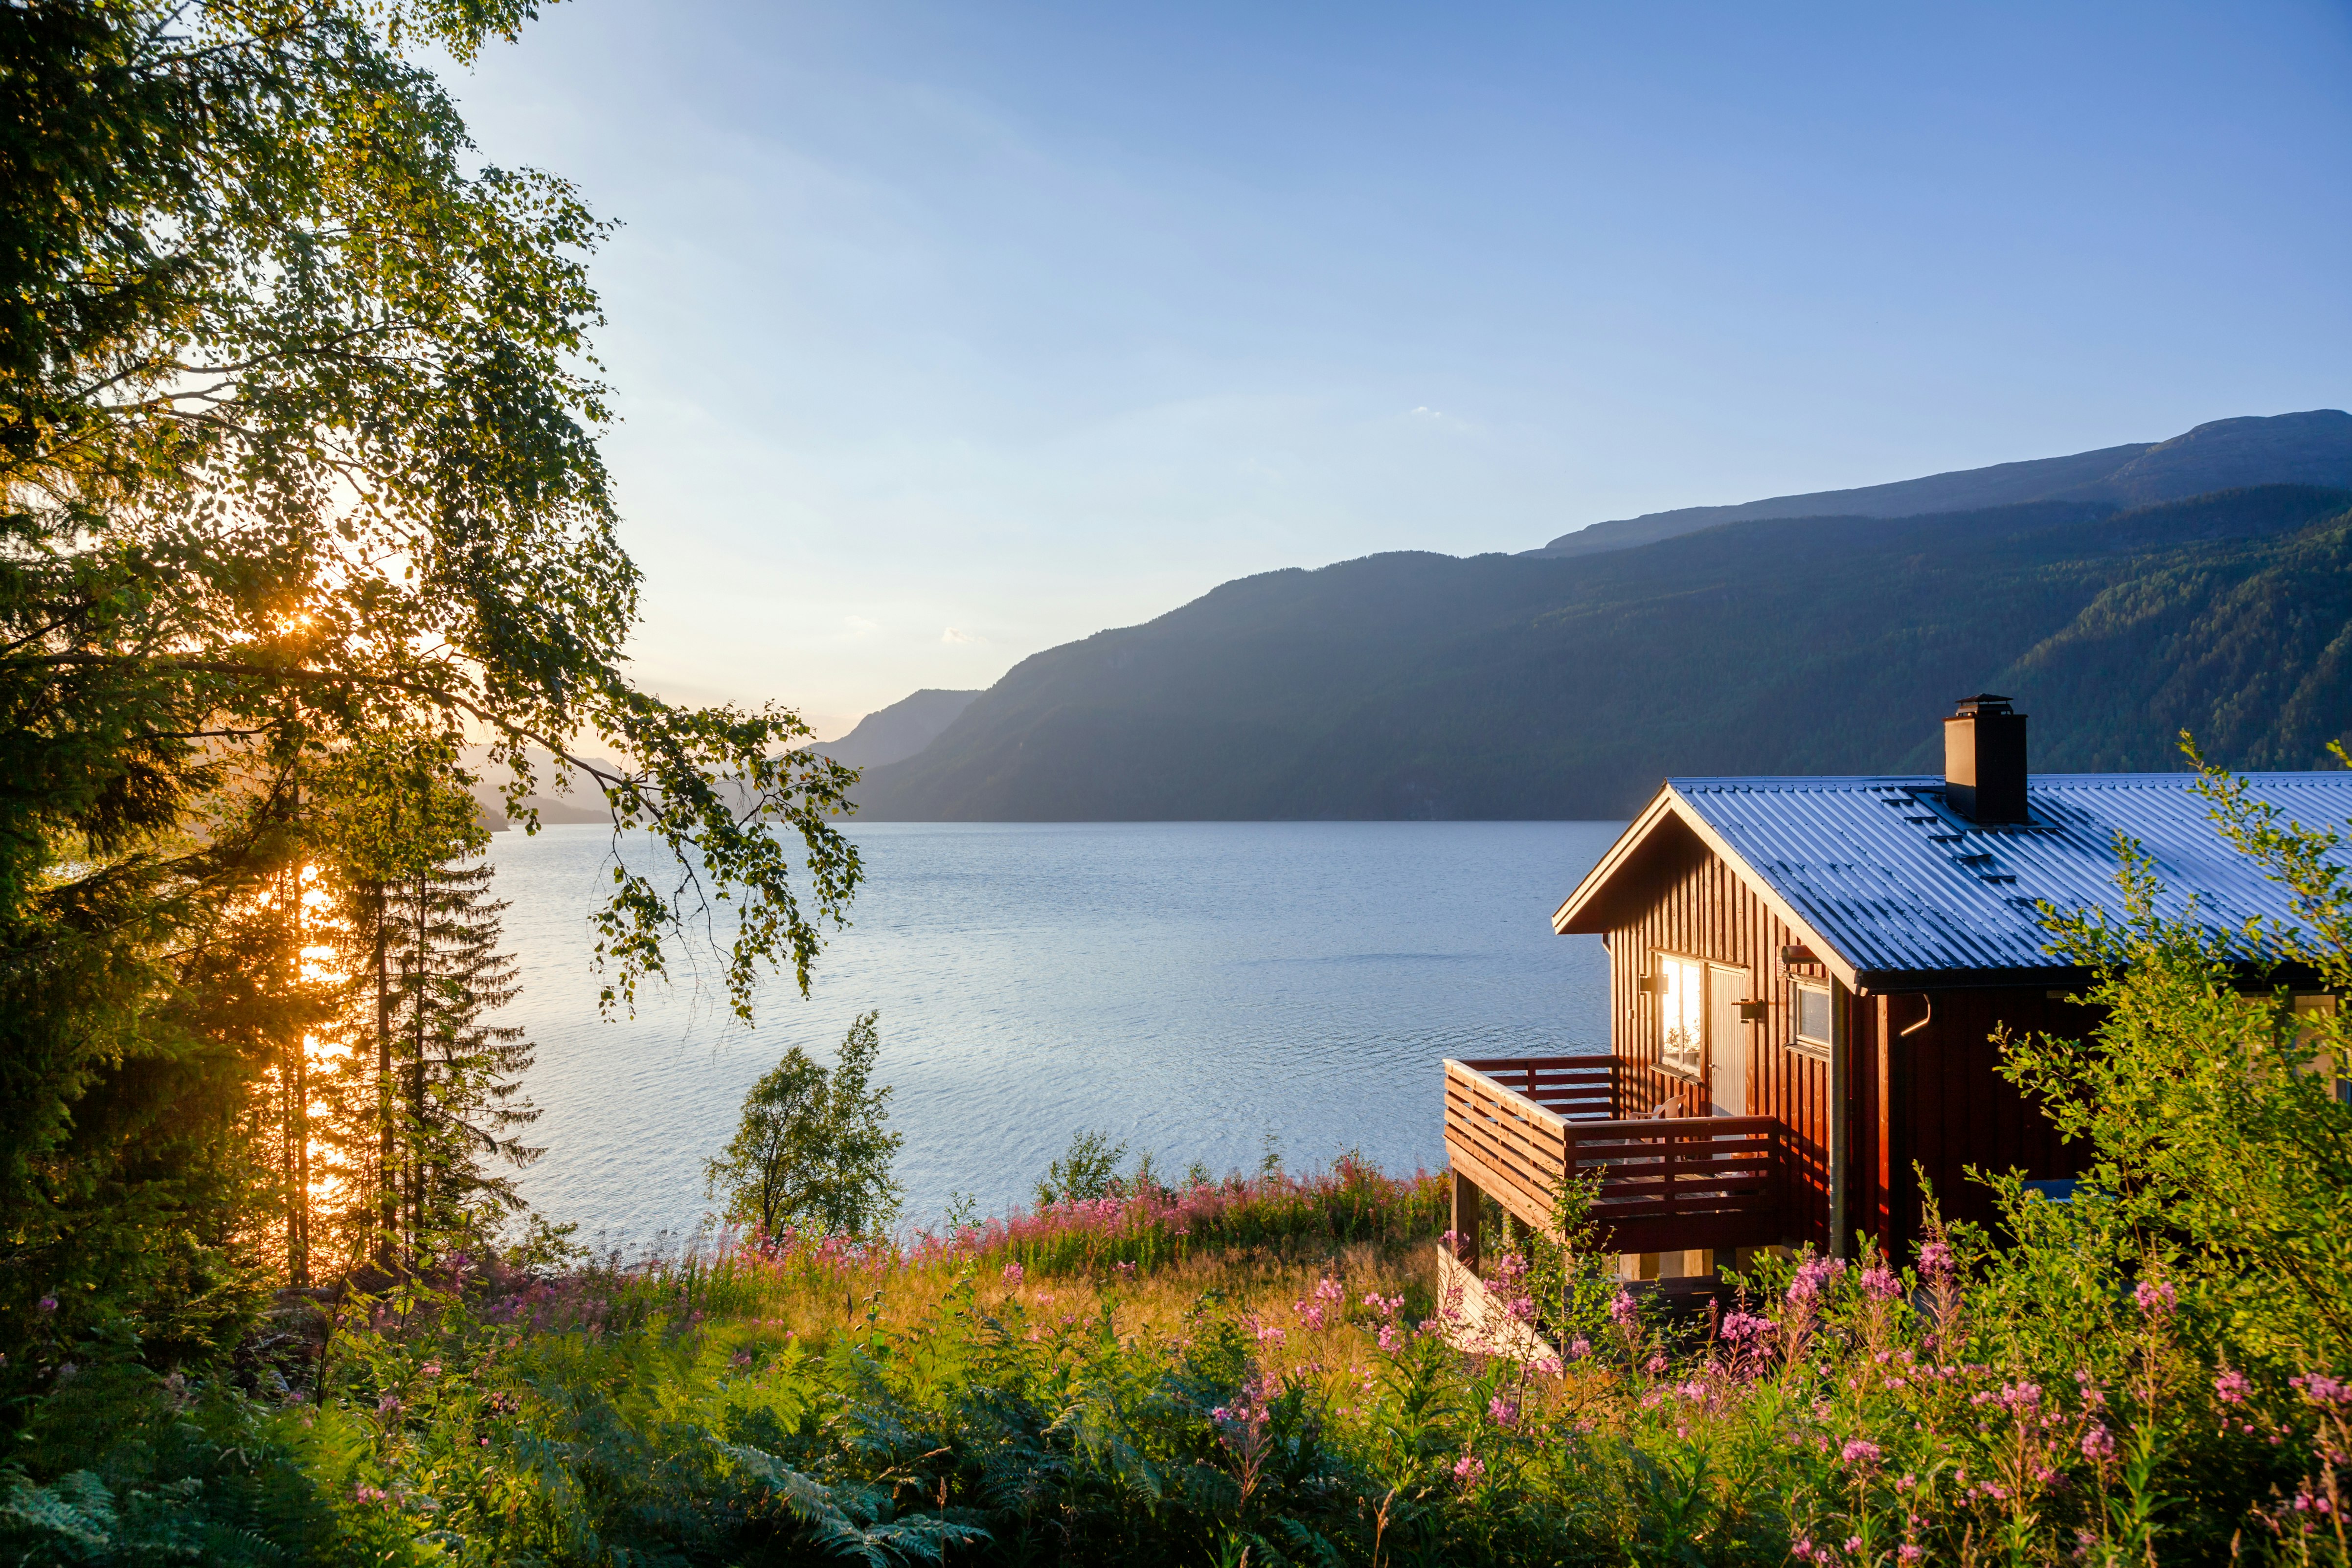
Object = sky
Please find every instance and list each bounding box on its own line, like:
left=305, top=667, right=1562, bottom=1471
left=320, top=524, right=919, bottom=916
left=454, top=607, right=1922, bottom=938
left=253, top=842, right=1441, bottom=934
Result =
left=445, top=0, right=2352, bottom=737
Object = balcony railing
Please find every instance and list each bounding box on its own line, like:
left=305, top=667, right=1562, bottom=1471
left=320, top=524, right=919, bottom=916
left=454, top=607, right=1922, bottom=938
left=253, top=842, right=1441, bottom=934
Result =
left=1443, top=1055, right=1785, bottom=1258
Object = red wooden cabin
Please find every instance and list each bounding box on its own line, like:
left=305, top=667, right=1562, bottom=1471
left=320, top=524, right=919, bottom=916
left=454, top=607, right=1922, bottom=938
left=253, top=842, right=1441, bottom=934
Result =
left=1443, top=696, right=2350, bottom=1284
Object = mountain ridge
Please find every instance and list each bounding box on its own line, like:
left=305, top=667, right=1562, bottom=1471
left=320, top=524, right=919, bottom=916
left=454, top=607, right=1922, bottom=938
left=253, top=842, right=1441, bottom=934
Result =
left=850, top=484, right=2352, bottom=821
left=1531, top=408, right=2352, bottom=558
left=815, top=688, right=982, bottom=770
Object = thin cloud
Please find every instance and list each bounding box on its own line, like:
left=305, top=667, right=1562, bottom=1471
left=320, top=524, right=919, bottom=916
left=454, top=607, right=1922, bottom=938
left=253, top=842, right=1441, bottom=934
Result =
left=942, top=626, right=980, bottom=644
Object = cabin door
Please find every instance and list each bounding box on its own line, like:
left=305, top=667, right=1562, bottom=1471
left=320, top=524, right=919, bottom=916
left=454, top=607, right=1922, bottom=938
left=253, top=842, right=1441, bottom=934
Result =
left=1707, top=964, right=1746, bottom=1116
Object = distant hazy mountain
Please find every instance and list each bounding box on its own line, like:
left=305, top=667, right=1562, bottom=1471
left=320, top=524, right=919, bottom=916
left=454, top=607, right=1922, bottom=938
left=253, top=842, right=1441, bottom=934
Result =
left=1532, top=409, right=2352, bottom=558
left=458, top=745, right=617, bottom=829
left=817, top=689, right=983, bottom=769
left=851, top=485, right=2352, bottom=821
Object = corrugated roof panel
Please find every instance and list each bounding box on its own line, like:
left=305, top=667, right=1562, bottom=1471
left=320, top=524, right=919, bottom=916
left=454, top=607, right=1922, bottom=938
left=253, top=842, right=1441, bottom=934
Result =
left=1668, top=772, right=2352, bottom=981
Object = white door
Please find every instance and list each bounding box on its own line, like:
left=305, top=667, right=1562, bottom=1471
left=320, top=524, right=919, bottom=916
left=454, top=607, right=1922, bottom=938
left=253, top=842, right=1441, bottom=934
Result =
left=1707, top=965, right=1746, bottom=1117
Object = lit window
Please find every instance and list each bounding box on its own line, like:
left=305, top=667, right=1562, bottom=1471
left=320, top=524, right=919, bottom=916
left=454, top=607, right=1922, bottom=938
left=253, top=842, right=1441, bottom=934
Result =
left=1658, top=955, right=1704, bottom=1078
left=1795, top=982, right=1832, bottom=1051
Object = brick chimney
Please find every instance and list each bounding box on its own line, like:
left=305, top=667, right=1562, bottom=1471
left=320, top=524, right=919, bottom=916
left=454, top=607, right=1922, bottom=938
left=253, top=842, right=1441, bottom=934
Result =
left=1944, top=694, right=2028, bottom=824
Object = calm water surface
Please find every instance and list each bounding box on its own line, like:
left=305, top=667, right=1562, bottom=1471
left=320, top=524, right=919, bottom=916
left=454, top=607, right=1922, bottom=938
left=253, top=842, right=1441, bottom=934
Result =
left=489, top=821, right=1622, bottom=1243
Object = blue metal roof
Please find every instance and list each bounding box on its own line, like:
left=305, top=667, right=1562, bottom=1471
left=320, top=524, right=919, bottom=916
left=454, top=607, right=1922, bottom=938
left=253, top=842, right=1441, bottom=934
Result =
left=1665, top=772, right=2352, bottom=985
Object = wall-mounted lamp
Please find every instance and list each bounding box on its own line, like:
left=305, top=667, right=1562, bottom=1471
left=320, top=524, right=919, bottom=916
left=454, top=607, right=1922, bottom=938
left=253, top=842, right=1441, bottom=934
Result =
left=1737, top=1000, right=1768, bottom=1022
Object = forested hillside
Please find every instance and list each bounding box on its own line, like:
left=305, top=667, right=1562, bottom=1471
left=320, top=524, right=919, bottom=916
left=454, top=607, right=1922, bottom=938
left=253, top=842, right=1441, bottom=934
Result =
left=852, top=485, right=2352, bottom=820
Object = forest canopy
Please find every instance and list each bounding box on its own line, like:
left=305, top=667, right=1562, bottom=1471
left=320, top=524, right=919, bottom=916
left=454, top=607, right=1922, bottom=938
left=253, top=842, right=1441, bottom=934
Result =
left=1, top=0, right=858, bottom=1364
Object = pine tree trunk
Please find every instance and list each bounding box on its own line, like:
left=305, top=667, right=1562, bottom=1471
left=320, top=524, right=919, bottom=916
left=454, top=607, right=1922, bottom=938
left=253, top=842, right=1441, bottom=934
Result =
left=374, top=880, right=393, bottom=1276
left=286, top=859, right=309, bottom=1288
left=410, top=870, right=427, bottom=1258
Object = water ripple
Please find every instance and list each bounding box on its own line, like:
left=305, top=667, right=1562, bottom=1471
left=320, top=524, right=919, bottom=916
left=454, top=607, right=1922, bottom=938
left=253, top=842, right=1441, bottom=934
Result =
left=489, top=820, right=1620, bottom=1242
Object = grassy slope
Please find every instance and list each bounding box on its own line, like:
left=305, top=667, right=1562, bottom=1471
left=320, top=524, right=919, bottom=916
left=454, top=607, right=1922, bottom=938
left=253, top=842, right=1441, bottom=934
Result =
left=6, top=1160, right=2340, bottom=1566
left=853, top=486, right=2352, bottom=820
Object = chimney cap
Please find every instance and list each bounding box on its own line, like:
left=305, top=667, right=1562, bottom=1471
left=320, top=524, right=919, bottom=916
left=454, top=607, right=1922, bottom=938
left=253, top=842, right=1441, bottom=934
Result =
left=1951, top=693, right=2017, bottom=716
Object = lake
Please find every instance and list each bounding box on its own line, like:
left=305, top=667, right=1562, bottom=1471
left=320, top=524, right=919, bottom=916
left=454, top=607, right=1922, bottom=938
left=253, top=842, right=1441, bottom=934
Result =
left=490, top=820, right=1622, bottom=1244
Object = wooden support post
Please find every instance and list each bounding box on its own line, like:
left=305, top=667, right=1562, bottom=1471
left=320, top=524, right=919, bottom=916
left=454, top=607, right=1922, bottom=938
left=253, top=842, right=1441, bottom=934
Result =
left=1829, top=979, right=1853, bottom=1258
left=1450, top=1168, right=1482, bottom=1275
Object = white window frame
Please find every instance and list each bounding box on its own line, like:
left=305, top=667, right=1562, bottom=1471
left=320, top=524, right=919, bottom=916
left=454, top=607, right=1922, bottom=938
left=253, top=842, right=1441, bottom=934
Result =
left=1793, top=979, right=1833, bottom=1061
left=1655, top=953, right=1706, bottom=1081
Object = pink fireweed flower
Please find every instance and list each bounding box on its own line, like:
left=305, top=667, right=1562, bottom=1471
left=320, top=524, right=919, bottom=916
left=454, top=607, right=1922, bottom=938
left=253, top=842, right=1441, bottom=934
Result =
left=1453, top=1452, right=1485, bottom=1486
left=1644, top=1354, right=1668, bottom=1374
left=36, top=1296, right=56, bottom=1313
left=1293, top=1300, right=1328, bottom=1331
left=1787, top=1256, right=1845, bottom=1303
left=1314, top=1276, right=1344, bottom=1303
left=2216, top=1368, right=2252, bottom=1404
left=1568, top=1336, right=1592, bottom=1360
left=1001, top=1264, right=1023, bottom=1285
left=2081, top=1422, right=2116, bottom=1461
left=2133, top=1278, right=2176, bottom=1315
left=1860, top=1266, right=1901, bottom=1300
left=1608, top=1289, right=1639, bottom=1327
left=354, top=1483, right=389, bottom=1505
left=2293, top=1372, right=2351, bottom=1409
left=1840, top=1438, right=1882, bottom=1469
left=1488, top=1395, right=1518, bottom=1427
left=1377, top=1324, right=1402, bottom=1352
left=1899, top=1546, right=1923, bottom=1563
left=376, top=1394, right=402, bottom=1415
left=419, top=1361, right=441, bottom=1378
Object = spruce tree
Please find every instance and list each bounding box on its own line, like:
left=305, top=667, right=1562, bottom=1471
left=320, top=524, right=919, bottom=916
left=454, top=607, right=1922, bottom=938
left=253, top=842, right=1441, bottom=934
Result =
left=382, top=855, right=541, bottom=1263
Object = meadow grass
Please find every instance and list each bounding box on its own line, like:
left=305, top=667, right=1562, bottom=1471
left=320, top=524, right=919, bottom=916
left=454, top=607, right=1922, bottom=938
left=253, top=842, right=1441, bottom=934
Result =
left=7, top=1158, right=2351, bottom=1566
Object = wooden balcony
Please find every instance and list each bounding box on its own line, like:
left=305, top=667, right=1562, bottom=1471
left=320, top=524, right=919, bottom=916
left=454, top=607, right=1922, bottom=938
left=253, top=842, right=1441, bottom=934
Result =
left=1442, top=1055, right=1786, bottom=1259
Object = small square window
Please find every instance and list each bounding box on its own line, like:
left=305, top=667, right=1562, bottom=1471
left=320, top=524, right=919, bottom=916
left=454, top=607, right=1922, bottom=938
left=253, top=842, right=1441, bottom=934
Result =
left=1794, top=983, right=1833, bottom=1050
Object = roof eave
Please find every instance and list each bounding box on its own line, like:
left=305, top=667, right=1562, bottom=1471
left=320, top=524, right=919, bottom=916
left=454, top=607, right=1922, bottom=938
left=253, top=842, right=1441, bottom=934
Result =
left=1552, top=785, right=1678, bottom=935
left=1556, top=783, right=1866, bottom=991
left=1852, top=964, right=2092, bottom=994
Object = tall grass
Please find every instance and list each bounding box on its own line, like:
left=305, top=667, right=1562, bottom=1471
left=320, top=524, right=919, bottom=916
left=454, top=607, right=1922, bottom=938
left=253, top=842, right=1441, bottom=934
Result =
left=6, top=1158, right=2348, bottom=1565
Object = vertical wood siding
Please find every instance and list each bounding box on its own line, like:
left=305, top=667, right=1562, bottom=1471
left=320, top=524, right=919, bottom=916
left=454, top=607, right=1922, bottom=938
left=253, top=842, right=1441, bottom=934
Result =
left=1606, top=830, right=1832, bottom=1250
left=1884, top=988, right=2089, bottom=1250
left=1600, top=830, right=2086, bottom=1259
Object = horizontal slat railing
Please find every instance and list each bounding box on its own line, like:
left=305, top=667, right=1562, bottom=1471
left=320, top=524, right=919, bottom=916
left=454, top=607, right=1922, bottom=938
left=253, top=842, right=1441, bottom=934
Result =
left=1444, top=1059, right=1572, bottom=1235
left=1454, top=1054, right=1618, bottom=1121
left=1444, top=1057, right=1786, bottom=1257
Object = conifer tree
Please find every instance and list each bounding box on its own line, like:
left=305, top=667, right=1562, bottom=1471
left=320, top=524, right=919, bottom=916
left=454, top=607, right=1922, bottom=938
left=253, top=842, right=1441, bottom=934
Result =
left=382, top=854, right=541, bottom=1263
